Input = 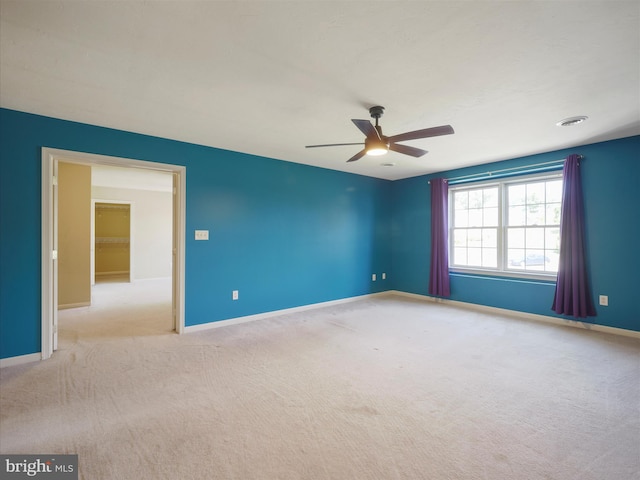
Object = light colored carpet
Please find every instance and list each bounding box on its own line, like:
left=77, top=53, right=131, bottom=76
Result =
left=1, top=279, right=639, bottom=480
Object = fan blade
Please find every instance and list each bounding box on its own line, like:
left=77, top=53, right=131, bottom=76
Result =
left=389, top=143, right=428, bottom=157
left=346, top=150, right=367, bottom=163
left=306, top=142, right=364, bottom=148
left=388, top=125, right=454, bottom=143
left=351, top=119, right=380, bottom=139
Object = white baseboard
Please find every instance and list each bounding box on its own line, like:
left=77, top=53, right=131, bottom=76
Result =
left=95, top=271, right=129, bottom=277
left=0, top=352, right=41, bottom=368
left=58, top=301, right=91, bottom=310
left=184, top=292, right=387, bottom=334
left=6, top=290, right=633, bottom=367
left=388, top=290, right=640, bottom=339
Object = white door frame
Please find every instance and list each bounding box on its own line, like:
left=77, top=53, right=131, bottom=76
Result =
left=41, top=147, right=186, bottom=360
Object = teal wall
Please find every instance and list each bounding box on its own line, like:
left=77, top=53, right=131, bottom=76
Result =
left=391, top=135, right=640, bottom=332
left=1, top=107, right=637, bottom=360
left=0, top=108, right=392, bottom=359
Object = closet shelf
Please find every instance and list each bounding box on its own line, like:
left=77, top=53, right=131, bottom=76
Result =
left=95, top=204, right=130, bottom=211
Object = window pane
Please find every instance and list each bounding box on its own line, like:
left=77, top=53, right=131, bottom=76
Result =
left=526, top=204, right=545, bottom=225
left=526, top=227, right=545, bottom=249
left=483, top=188, right=499, bottom=207
left=508, top=249, right=525, bottom=268
left=469, top=190, right=483, bottom=208
left=545, top=227, right=560, bottom=252
left=482, top=228, right=497, bottom=247
left=468, top=229, right=482, bottom=247
left=468, top=208, right=483, bottom=227
left=546, top=180, right=562, bottom=202
left=484, top=207, right=498, bottom=226
left=546, top=203, right=561, bottom=225
left=545, top=249, right=559, bottom=272
left=508, top=206, right=526, bottom=226
left=526, top=182, right=545, bottom=204
left=454, top=210, right=468, bottom=227
left=454, top=191, right=468, bottom=210
left=524, top=249, right=546, bottom=270
left=508, top=184, right=526, bottom=206
left=508, top=228, right=525, bottom=248
left=468, top=248, right=482, bottom=266
left=454, top=247, right=467, bottom=265
left=454, top=229, right=467, bottom=247
left=482, top=248, right=497, bottom=268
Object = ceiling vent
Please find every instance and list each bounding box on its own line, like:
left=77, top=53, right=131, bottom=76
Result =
left=556, top=116, right=588, bottom=127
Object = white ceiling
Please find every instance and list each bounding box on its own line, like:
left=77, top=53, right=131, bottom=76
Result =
left=1, top=1, right=638, bottom=180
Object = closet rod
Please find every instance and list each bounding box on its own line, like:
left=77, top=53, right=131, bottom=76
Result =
left=95, top=204, right=130, bottom=210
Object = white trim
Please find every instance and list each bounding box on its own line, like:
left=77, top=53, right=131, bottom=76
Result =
left=388, top=291, right=640, bottom=339
left=58, top=302, right=91, bottom=310
left=42, top=150, right=56, bottom=358
left=174, top=172, right=186, bottom=334
left=184, top=293, right=387, bottom=334
left=0, top=353, right=41, bottom=369
left=95, top=271, right=131, bottom=277
left=41, top=147, right=186, bottom=360
left=449, top=172, right=564, bottom=281
left=449, top=269, right=557, bottom=283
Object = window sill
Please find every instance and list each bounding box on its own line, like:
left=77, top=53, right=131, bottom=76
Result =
left=449, top=267, right=557, bottom=284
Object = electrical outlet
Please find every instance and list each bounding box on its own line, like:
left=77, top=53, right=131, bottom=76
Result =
left=599, top=295, right=608, bottom=306
left=372, top=274, right=376, bottom=281
left=232, top=290, right=239, bottom=300
left=382, top=273, right=386, bottom=280
left=195, top=230, right=209, bottom=240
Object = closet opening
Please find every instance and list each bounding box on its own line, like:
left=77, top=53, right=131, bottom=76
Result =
left=93, top=202, right=132, bottom=284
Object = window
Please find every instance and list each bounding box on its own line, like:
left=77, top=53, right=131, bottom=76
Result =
left=450, top=173, right=562, bottom=278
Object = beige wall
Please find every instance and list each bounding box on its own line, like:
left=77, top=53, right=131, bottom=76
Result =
left=58, top=162, right=91, bottom=308
left=92, top=186, right=172, bottom=280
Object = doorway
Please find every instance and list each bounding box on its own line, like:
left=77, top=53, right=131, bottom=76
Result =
left=41, top=148, right=186, bottom=359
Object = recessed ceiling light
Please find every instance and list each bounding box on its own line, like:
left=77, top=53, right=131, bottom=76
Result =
left=556, top=116, right=588, bottom=127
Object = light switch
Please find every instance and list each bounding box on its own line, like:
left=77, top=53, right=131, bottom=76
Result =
left=195, top=230, right=209, bottom=240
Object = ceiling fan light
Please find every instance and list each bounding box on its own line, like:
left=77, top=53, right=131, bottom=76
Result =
left=365, top=138, right=389, bottom=156
left=367, top=147, right=388, bottom=156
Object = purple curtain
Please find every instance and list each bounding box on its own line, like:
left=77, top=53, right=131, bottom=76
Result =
left=429, top=178, right=450, bottom=297
left=552, top=155, right=596, bottom=317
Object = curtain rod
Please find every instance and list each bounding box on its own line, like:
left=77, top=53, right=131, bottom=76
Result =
left=428, top=155, right=583, bottom=184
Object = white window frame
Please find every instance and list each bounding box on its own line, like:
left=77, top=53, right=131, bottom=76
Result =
left=448, top=171, right=563, bottom=281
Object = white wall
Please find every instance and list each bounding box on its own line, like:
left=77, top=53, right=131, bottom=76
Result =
left=92, top=186, right=172, bottom=280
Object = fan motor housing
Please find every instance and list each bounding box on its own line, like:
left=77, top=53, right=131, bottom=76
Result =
left=369, top=106, right=385, bottom=119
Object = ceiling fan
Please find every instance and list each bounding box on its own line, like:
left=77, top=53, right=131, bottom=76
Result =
left=305, top=106, right=454, bottom=163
